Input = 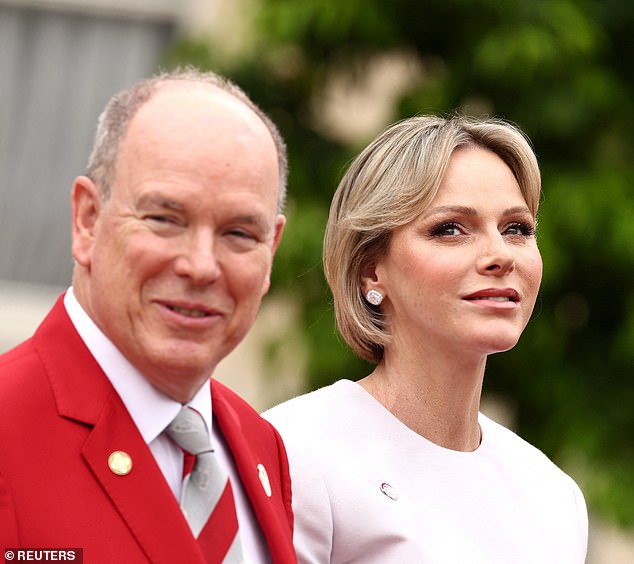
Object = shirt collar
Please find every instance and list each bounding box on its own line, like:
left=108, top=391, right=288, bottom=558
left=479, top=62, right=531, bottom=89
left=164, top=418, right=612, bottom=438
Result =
left=63, top=287, right=213, bottom=443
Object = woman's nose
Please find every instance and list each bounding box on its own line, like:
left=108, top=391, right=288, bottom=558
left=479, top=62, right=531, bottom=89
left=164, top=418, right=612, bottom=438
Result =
left=476, top=233, right=515, bottom=275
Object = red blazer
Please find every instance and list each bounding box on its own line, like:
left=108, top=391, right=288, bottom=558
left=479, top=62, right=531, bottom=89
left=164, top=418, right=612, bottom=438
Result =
left=0, top=296, right=296, bottom=563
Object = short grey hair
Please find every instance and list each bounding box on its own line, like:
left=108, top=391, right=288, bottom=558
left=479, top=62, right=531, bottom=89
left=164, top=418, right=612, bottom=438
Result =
left=85, top=67, right=288, bottom=212
left=323, top=115, right=541, bottom=363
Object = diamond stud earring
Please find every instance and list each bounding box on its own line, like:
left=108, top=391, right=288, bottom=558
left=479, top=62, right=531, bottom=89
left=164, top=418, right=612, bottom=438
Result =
left=366, top=289, right=384, bottom=306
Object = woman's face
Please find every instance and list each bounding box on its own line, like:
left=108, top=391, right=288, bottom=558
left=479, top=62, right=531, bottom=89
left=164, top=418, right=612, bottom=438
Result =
left=369, top=146, right=542, bottom=359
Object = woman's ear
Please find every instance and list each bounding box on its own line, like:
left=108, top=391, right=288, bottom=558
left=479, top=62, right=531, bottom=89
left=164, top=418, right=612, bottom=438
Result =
left=71, top=175, right=102, bottom=268
left=360, top=259, right=380, bottom=295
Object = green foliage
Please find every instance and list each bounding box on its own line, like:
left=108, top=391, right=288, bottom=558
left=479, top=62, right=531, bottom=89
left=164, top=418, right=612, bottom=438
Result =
left=164, top=0, right=634, bottom=526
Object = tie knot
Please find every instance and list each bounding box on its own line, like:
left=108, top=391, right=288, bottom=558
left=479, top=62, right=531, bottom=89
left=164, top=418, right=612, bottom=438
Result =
left=165, top=406, right=212, bottom=456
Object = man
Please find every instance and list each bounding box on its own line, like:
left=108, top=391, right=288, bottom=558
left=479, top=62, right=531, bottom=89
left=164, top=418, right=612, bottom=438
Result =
left=0, top=69, right=296, bottom=563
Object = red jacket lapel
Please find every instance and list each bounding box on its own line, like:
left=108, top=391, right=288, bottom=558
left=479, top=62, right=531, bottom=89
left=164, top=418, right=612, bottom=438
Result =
left=34, top=296, right=206, bottom=563
left=82, top=392, right=205, bottom=564
left=212, top=381, right=297, bottom=564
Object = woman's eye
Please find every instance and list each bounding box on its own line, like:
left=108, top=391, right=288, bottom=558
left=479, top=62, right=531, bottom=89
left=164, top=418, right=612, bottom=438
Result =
left=430, top=222, right=462, bottom=237
left=504, top=222, right=535, bottom=236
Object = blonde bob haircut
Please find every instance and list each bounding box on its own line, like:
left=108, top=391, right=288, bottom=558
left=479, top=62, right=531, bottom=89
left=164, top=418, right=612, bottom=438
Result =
left=323, top=115, right=541, bottom=364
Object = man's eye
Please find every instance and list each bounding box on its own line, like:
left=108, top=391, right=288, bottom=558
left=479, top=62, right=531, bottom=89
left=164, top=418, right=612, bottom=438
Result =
left=228, top=229, right=255, bottom=240
left=146, top=215, right=177, bottom=225
left=225, top=229, right=260, bottom=249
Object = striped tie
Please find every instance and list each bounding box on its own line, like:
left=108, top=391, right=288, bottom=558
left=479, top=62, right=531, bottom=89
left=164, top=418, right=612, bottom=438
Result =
left=166, top=406, right=244, bottom=563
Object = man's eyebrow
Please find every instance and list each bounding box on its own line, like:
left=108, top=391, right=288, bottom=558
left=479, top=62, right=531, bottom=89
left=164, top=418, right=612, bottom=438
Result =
left=136, top=195, right=273, bottom=229
left=230, top=213, right=271, bottom=231
left=136, top=193, right=184, bottom=211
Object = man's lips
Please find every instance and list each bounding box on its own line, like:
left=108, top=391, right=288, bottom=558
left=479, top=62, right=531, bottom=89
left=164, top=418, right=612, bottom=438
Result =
left=462, top=288, right=520, bottom=303
left=158, top=301, right=219, bottom=319
left=168, top=305, right=209, bottom=318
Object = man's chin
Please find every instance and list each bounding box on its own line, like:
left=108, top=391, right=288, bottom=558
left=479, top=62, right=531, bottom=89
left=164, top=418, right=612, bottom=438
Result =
left=145, top=364, right=213, bottom=403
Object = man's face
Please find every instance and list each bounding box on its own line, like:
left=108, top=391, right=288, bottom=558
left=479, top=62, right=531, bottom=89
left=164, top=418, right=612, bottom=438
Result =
left=72, top=85, right=284, bottom=402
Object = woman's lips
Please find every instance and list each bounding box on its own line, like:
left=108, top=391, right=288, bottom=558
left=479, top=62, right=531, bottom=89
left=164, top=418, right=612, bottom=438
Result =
left=462, top=288, right=520, bottom=305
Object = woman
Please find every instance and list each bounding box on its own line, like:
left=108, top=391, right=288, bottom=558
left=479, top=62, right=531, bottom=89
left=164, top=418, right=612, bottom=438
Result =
left=264, top=116, right=588, bottom=563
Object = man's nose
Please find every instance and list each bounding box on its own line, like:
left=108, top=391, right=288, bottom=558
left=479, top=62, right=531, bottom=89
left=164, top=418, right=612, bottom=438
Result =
left=172, top=232, right=221, bottom=284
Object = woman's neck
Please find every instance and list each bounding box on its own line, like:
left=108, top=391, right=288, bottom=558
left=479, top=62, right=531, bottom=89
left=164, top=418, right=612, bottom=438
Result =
left=359, top=350, right=486, bottom=452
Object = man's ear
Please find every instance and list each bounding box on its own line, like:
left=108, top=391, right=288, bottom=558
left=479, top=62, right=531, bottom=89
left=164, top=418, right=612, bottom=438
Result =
left=71, top=176, right=102, bottom=268
left=271, top=214, right=286, bottom=255
left=261, top=214, right=286, bottom=296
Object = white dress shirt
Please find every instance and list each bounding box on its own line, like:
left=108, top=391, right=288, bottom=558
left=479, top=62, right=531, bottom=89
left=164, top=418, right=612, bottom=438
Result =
left=64, top=288, right=268, bottom=563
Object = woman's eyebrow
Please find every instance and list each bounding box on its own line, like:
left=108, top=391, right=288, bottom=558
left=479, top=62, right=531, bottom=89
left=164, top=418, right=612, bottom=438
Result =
left=422, top=205, right=477, bottom=218
left=422, top=204, right=531, bottom=218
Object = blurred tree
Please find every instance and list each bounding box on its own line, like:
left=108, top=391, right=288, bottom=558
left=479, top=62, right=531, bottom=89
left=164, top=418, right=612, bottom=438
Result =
left=164, top=0, right=634, bottom=526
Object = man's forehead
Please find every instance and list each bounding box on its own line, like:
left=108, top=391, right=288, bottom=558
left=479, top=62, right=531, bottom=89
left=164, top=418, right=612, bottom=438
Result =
left=138, top=82, right=255, bottom=125
left=122, top=83, right=273, bottom=158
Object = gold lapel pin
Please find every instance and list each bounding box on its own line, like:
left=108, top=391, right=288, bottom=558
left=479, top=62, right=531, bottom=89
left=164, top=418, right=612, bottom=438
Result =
left=108, top=451, right=133, bottom=476
left=257, top=463, right=272, bottom=497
